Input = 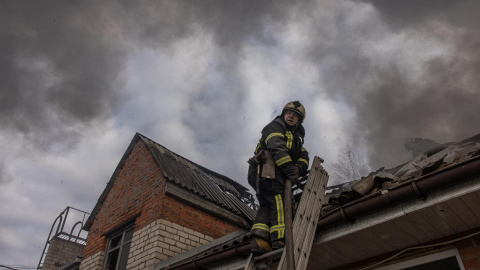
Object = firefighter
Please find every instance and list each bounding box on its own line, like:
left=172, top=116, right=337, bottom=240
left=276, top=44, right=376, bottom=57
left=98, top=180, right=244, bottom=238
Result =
left=248, top=101, right=309, bottom=254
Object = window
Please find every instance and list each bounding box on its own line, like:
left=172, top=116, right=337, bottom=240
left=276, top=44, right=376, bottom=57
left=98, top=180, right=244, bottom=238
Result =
left=374, top=249, right=465, bottom=270
left=103, top=226, right=134, bottom=270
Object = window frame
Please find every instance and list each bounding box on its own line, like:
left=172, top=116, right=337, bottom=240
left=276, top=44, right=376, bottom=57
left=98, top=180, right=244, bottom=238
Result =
left=374, top=249, right=465, bottom=270
left=102, top=225, right=135, bottom=270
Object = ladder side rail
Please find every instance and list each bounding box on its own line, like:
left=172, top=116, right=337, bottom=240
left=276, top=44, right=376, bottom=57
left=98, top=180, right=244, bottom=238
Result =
left=277, top=157, right=328, bottom=269
left=243, top=253, right=256, bottom=270
left=294, top=168, right=326, bottom=265
left=296, top=171, right=328, bottom=269
left=291, top=164, right=324, bottom=263
left=277, top=159, right=320, bottom=269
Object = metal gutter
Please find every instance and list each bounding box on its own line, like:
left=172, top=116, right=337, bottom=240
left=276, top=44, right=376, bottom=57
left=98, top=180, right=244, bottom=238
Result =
left=317, top=155, right=480, bottom=228
left=163, top=243, right=251, bottom=270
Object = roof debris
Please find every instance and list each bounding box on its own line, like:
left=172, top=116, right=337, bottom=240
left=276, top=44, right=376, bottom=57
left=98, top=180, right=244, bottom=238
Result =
left=323, top=133, right=480, bottom=215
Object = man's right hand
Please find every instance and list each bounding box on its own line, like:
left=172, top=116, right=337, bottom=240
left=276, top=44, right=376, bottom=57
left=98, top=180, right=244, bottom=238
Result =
left=287, top=176, right=298, bottom=185
left=283, top=164, right=299, bottom=184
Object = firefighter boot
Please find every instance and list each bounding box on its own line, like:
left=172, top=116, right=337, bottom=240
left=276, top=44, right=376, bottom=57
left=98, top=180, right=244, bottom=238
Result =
left=250, top=237, right=272, bottom=255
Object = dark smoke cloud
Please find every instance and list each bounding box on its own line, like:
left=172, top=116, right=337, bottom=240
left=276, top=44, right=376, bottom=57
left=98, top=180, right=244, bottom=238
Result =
left=0, top=0, right=301, bottom=151
left=2, top=0, right=479, bottom=172
left=320, top=0, right=480, bottom=169
left=0, top=161, right=13, bottom=185
left=369, top=0, right=480, bottom=30
left=0, top=1, right=127, bottom=150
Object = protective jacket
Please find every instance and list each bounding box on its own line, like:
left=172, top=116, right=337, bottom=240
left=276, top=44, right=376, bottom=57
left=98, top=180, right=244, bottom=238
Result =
left=255, top=116, right=309, bottom=176
left=249, top=115, right=309, bottom=247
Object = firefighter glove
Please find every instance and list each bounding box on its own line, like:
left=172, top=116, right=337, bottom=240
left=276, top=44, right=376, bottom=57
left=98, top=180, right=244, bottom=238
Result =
left=294, top=164, right=303, bottom=178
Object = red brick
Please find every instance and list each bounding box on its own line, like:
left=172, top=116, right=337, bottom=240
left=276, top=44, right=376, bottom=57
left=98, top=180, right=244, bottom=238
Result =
left=463, top=258, right=480, bottom=270
left=460, top=246, right=480, bottom=260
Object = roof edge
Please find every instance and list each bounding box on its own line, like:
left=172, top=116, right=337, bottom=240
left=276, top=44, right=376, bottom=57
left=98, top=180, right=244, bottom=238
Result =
left=138, top=133, right=251, bottom=194
left=153, top=229, right=248, bottom=270
left=318, top=154, right=480, bottom=228
left=83, top=133, right=143, bottom=231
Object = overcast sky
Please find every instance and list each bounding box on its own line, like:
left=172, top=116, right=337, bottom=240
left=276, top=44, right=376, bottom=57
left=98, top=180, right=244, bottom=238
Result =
left=1, top=0, right=480, bottom=267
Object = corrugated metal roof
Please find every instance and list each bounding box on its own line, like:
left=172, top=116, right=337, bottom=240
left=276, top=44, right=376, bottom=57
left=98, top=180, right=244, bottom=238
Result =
left=139, top=134, right=256, bottom=222
left=84, top=133, right=256, bottom=231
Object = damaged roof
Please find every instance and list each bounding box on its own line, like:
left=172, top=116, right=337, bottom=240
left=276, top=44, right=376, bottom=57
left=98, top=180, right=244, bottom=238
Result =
left=322, top=132, right=480, bottom=220
left=84, top=133, right=256, bottom=230
left=155, top=132, right=480, bottom=269
left=139, top=134, right=256, bottom=221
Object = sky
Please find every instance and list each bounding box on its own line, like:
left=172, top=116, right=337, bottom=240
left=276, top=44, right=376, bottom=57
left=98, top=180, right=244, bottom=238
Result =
left=1, top=0, right=480, bottom=267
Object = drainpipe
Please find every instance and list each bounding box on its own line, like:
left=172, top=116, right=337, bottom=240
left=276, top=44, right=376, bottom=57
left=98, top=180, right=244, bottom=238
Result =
left=318, top=155, right=480, bottom=228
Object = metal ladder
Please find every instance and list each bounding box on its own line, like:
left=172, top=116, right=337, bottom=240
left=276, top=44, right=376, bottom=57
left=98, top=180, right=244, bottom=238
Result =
left=243, top=156, right=329, bottom=270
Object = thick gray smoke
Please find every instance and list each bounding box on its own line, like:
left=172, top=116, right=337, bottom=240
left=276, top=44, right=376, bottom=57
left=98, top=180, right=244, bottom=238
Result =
left=360, top=0, right=480, bottom=168
left=315, top=0, right=480, bottom=169
left=0, top=1, right=296, bottom=149
left=0, top=1, right=127, bottom=150
left=2, top=0, right=479, bottom=173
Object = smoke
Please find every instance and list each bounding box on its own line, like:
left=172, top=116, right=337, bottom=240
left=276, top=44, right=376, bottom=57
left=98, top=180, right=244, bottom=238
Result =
left=369, top=0, right=480, bottom=30
left=0, top=160, right=13, bottom=185
left=2, top=0, right=479, bottom=171
left=0, top=1, right=127, bottom=150
left=361, top=0, right=480, bottom=168
left=0, top=0, right=301, bottom=149
left=309, top=0, right=480, bottom=170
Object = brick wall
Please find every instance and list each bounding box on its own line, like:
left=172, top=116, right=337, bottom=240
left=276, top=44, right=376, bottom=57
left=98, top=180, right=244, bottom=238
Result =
left=82, top=140, right=165, bottom=259
left=126, top=218, right=214, bottom=269
left=455, top=235, right=480, bottom=270
left=42, top=236, right=85, bottom=270
left=79, top=251, right=104, bottom=270
left=81, top=138, right=244, bottom=268
left=160, top=195, right=242, bottom=239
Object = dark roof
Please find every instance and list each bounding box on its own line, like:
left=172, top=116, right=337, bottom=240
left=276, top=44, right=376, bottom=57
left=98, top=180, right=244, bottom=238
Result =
left=139, top=134, right=256, bottom=221
left=84, top=133, right=255, bottom=230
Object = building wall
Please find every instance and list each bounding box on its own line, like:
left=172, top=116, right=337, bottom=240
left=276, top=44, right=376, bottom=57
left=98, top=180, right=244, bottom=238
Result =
left=455, top=235, right=480, bottom=270
left=42, top=236, right=85, bottom=270
left=79, top=251, right=104, bottom=270
left=161, top=194, right=243, bottom=239
left=80, top=139, right=243, bottom=269
left=126, top=218, right=214, bottom=270
left=82, top=140, right=165, bottom=259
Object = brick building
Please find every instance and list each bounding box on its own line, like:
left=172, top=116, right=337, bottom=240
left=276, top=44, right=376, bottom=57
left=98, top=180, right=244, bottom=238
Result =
left=46, top=132, right=480, bottom=269
left=78, top=133, right=255, bottom=270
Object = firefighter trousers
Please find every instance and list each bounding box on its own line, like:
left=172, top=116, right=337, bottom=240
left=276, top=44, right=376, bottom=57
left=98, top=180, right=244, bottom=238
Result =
left=249, top=164, right=287, bottom=246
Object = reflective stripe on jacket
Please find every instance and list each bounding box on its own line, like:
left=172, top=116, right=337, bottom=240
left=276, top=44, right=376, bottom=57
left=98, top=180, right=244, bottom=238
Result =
left=254, top=116, right=309, bottom=174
